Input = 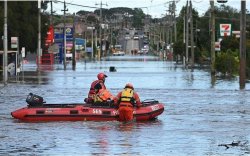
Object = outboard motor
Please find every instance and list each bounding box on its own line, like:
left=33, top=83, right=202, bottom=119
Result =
left=26, top=93, right=44, bottom=106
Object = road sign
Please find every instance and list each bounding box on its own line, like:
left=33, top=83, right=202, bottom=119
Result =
left=48, top=44, right=59, bottom=54
left=11, top=37, right=18, bottom=49
left=220, top=24, right=231, bottom=36
left=87, top=27, right=95, bottom=30
left=232, top=31, right=240, bottom=38
left=215, top=42, right=220, bottom=51
left=21, top=47, right=25, bottom=57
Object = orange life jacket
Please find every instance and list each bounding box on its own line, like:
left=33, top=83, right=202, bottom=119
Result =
left=94, top=89, right=113, bottom=103
left=88, top=80, right=106, bottom=99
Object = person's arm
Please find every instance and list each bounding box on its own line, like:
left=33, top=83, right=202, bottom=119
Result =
left=113, top=92, right=121, bottom=107
left=100, top=81, right=106, bottom=90
left=134, top=92, right=141, bottom=107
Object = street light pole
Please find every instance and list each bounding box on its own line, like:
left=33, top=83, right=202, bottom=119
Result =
left=62, top=0, right=68, bottom=70
left=97, top=1, right=103, bottom=61
left=91, top=27, right=94, bottom=59
left=3, top=0, right=8, bottom=85
left=38, top=0, right=41, bottom=68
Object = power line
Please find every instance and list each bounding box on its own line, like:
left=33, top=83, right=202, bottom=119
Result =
left=55, top=0, right=99, bottom=9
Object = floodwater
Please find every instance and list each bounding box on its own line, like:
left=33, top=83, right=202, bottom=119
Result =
left=0, top=55, right=250, bottom=156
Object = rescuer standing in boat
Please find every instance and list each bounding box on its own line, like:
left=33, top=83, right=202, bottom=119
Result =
left=86, top=72, right=108, bottom=103
left=116, top=83, right=141, bottom=122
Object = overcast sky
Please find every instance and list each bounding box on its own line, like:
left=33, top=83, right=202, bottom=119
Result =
left=51, top=0, right=249, bottom=18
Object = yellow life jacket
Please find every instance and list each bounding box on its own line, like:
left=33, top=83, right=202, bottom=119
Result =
left=94, top=94, right=103, bottom=103
left=120, top=88, right=134, bottom=103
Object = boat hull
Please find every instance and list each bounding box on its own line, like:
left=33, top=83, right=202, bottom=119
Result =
left=11, top=103, right=164, bottom=122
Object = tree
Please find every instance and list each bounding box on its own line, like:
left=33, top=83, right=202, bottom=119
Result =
left=220, top=36, right=239, bottom=52
left=215, top=50, right=239, bottom=76
left=173, top=40, right=185, bottom=57
left=0, top=1, right=49, bottom=52
left=132, top=8, right=145, bottom=28
left=176, top=6, right=199, bottom=47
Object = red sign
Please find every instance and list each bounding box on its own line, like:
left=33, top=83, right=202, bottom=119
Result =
left=220, top=24, right=231, bottom=36
left=45, top=25, right=54, bottom=47
left=222, top=25, right=229, bottom=30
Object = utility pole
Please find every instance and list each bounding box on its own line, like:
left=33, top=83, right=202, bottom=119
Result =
left=240, top=0, right=246, bottom=89
left=72, top=13, right=76, bottom=70
left=210, top=0, right=215, bottom=75
left=185, top=1, right=189, bottom=66
left=91, top=26, right=94, bottom=59
left=38, top=0, right=41, bottom=68
left=62, top=0, right=68, bottom=70
left=173, top=0, right=177, bottom=42
left=190, top=0, right=194, bottom=68
left=3, top=0, right=8, bottom=85
left=95, top=29, right=97, bottom=56
left=183, top=10, right=185, bottom=44
left=50, top=0, right=54, bottom=25
left=96, top=1, right=108, bottom=60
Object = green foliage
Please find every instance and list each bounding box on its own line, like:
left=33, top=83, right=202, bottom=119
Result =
left=246, top=39, right=250, bottom=78
left=109, top=7, right=135, bottom=15
left=91, top=7, right=145, bottom=29
left=173, top=40, right=185, bottom=56
left=86, top=40, right=91, bottom=47
left=176, top=6, right=199, bottom=44
left=0, top=1, right=49, bottom=52
left=151, top=43, right=157, bottom=51
left=132, top=8, right=145, bottom=28
left=86, top=15, right=98, bottom=24
left=215, top=50, right=239, bottom=76
left=77, top=10, right=92, bottom=16
left=194, top=47, right=201, bottom=62
left=220, top=36, right=239, bottom=52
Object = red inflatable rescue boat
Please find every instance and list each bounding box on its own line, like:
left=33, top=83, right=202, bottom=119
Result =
left=11, top=93, right=164, bottom=122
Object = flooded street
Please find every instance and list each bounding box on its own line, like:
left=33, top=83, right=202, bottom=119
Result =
left=1, top=56, right=250, bottom=155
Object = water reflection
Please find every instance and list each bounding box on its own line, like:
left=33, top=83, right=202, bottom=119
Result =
left=117, top=122, right=136, bottom=132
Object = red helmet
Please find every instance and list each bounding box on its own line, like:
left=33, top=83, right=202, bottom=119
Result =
left=97, top=72, right=107, bottom=80
left=125, top=83, right=134, bottom=89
